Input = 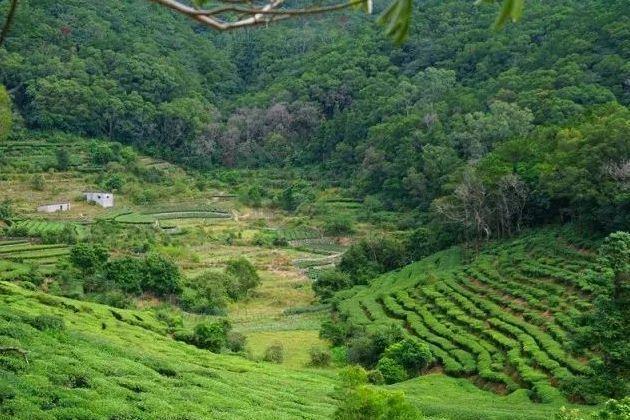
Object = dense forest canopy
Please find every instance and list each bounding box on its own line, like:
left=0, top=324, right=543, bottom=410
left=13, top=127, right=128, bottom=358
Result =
left=1, top=0, right=628, bottom=237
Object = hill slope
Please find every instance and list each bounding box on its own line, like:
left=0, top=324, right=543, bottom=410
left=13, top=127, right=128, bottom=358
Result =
left=0, top=281, right=337, bottom=419
left=336, top=229, right=601, bottom=404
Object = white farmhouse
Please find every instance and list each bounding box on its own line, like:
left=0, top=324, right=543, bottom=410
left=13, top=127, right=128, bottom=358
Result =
left=84, top=192, right=114, bottom=208
left=37, top=202, right=70, bottom=213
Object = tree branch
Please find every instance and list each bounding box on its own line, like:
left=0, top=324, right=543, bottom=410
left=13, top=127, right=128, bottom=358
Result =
left=149, top=0, right=368, bottom=30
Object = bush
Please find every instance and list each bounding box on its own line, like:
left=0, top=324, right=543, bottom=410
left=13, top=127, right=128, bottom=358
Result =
left=334, top=387, right=421, bottom=419
left=225, top=258, right=260, bottom=299
left=189, top=319, right=231, bottom=353
left=309, top=346, right=332, bottom=367
left=103, top=257, right=144, bottom=294
left=313, top=269, right=352, bottom=299
left=323, top=215, right=355, bottom=236
left=143, top=254, right=181, bottom=296
left=382, top=338, right=433, bottom=374
left=367, top=369, right=385, bottom=385
left=30, top=314, right=65, bottom=332
left=346, top=324, right=404, bottom=368
left=263, top=342, right=284, bottom=363
left=180, top=271, right=232, bottom=314
left=338, top=236, right=407, bottom=285
left=69, top=244, right=109, bottom=275
left=227, top=331, right=247, bottom=353
left=376, top=357, right=407, bottom=384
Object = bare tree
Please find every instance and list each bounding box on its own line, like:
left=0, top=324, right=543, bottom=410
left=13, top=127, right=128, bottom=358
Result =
left=603, top=160, right=630, bottom=190
left=433, top=170, right=493, bottom=244
left=495, top=173, right=528, bottom=236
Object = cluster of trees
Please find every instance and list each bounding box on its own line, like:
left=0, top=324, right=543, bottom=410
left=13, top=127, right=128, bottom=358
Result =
left=180, top=258, right=260, bottom=314
left=65, top=244, right=261, bottom=313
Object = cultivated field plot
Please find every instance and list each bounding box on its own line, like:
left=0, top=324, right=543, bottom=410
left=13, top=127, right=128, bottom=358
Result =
left=338, top=231, right=598, bottom=403
left=114, top=207, right=231, bottom=225
left=8, top=219, right=87, bottom=239
left=0, top=240, right=68, bottom=279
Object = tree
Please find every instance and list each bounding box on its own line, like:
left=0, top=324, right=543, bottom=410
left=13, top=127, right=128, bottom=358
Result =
left=0, top=85, right=11, bottom=141
left=143, top=254, right=182, bottom=296
left=69, top=244, right=109, bottom=275
left=55, top=148, right=70, bottom=171
left=382, top=338, right=433, bottom=374
left=333, top=366, right=421, bottom=419
left=569, top=232, right=630, bottom=400
left=225, top=257, right=260, bottom=299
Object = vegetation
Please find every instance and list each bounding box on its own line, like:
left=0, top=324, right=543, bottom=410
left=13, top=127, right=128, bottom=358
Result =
left=0, top=0, right=627, bottom=417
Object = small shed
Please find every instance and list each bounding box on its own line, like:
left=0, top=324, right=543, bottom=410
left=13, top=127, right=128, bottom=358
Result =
left=84, top=192, right=114, bottom=208
left=37, top=202, right=70, bottom=213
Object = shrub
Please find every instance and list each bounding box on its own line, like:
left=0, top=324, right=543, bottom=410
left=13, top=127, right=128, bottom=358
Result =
left=225, top=258, right=260, bottom=299
left=335, top=387, right=421, bottom=419
left=69, top=244, right=109, bottom=275
left=309, top=346, right=332, bottom=367
left=103, top=257, right=144, bottom=294
left=190, top=319, right=231, bottom=353
left=263, top=342, right=284, bottom=363
left=383, top=338, right=433, bottom=374
left=143, top=254, right=181, bottom=296
left=227, top=331, right=247, bottom=353
left=319, top=319, right=350, bottom=346
left=367, top=369, right=385, bottom=385
left=338, top=236, right=407, bottom=285
left=323, top=215, right=355, bottom=236
left=180, top=271, right=231, bottom=314
left=313, top=269, right=352, bottom=299
left=56, top=148, right=70, bottom=171
left=30, top=314, right=65, bottom=332
left=376, top=357, right=407, bottom=384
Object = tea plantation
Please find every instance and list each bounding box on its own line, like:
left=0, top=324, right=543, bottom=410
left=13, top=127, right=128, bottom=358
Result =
left=336, top=230, right=603, bottom=404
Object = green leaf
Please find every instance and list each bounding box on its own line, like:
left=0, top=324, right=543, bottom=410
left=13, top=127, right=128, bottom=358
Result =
left=493, top=0, right=524, bottom=29
left=377, top=0, right=412, bottom=45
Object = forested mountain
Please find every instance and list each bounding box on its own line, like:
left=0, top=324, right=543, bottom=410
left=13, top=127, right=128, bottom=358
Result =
left=1, top=0, right=628, bottom=234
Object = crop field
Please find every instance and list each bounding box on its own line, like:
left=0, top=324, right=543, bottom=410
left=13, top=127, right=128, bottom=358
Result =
left=0, top=282, right=338, bottom=419
left=0, top=240, right=69, bottom=281
left=114, top=209, right=231, bottom=225
left=8, top=219, right=87, bottom=239
left=337, top=231, right=599, bottom=403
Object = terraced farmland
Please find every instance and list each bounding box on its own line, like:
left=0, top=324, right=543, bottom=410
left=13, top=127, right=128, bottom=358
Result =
left=0, top=240, right=69, bottom=279
left=114, top=208, right=231, bottom=225
left=337, top=231, right=599, bottom=402
left=7, top=219, right=87, bottom=239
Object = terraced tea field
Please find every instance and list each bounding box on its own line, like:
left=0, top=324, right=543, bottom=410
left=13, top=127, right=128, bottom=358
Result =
left=337, top=231, right=598, bottom=403
left=7, top=219, right=87, bottom=239
left=0, top=239, right=69, bottom=279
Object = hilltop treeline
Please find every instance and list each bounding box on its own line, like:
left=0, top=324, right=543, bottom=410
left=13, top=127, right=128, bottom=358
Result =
left=1, top=0, right=628, bottom=237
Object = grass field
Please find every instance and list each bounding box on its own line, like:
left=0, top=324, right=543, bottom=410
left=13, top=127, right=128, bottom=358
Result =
left=337, top=230, right=600, bottom=403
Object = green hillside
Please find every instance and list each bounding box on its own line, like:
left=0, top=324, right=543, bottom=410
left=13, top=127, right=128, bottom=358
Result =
left=0, top=278, right=598, bottom=420
left=333, top=229, right=609, bottom=405
left=0, top=281, right=338, bottom=419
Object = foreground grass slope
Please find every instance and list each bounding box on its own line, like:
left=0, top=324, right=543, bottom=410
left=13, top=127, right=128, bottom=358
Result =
left=337, top=229, right=601, bottom=404
left=0, top=282, right=337, bottom=419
